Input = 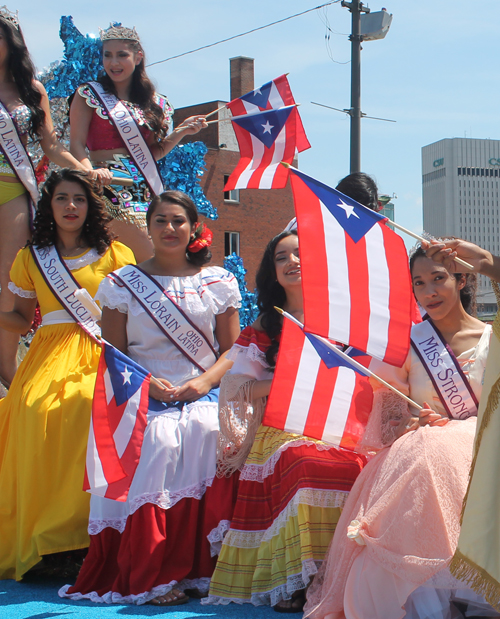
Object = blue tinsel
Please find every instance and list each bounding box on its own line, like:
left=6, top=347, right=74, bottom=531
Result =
left=159, top=143, right=217, bottom=219
left=43, top=16, right=102, bottom=99
left=223, top=254, right=259, bottom=329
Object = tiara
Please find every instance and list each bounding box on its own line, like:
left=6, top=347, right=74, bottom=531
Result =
left=0, top=5, right=19, bottom=29
left=99, top=22, right=140, bottom=42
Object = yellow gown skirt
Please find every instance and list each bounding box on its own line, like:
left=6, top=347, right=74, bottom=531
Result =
left=0, top=323, right=101, bottom=580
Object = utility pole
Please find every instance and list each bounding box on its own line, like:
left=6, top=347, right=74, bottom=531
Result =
left=341, top=1, right=370, bottom=173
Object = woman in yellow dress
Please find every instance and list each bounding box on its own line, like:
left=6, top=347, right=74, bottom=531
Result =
left=0, top=169, right=135, bottom=581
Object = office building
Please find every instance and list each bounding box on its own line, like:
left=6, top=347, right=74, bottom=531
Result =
left=422, top=138, right=500, bottom=314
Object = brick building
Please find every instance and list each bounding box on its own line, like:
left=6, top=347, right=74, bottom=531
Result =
left=173, top=57, right=296, bottom=288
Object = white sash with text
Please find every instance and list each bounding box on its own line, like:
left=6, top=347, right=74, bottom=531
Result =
left=411, top=319, right=478, bottom=419
left=87, top=82, right=163, bottom=196
left=112, top=265, right=217, bottom=373
left=31, top=245, right=101, bottom=342
left=0, top=100, right=39, bottom=217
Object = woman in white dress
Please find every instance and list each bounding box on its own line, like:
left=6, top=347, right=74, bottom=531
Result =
left=60, top=190, right=241, bottom=606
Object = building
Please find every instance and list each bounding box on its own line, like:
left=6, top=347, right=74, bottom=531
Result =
left=422, top=138, right=500, bottom=315
left=173, top=57, right=296, bottom=288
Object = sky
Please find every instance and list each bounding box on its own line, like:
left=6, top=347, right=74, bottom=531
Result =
left=12, top=0, right=500, bottom=246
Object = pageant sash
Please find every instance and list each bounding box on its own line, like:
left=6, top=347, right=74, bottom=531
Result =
left=0, top=100, right=38, bottom=221
left=30, top=245, right=101, bottom=342
left=112, top=265, right=217, bottom=372
left=87, top=82, right=164, bottom=196
left=411, top=318, right=478, bottom=419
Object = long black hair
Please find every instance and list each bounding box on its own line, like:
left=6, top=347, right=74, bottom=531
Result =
left=146, top=190, right=212, bottom=267
left=256, top=229, right=298, bottom=368
left=0, top=17, right=45, bottom=138
left=32, top=169, right=112, bottom=254
left=98, top=39, right=167, bottom=141
left=409, top=245, right=477, bottom=316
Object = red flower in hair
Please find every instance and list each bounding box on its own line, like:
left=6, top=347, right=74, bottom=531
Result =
left=188, top=223, right=213, bottom=253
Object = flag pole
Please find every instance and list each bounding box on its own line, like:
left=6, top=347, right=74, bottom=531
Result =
left=206, top=73, right=292, bottom=120
left=388, top=221, right=473, bottom=272
left=208, top=103, right=301, bottom=125
left=279, top=162, right=473, bottom=272
left=274, top=307, right=422, bottom=411
left=205, top=104, right=227, bottom=119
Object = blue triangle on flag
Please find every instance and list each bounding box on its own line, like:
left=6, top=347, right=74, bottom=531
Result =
left=232, top=107, right=294, bottom=149
left=305, top=333, right=366, bottom=375
left=104, top=343, right=150, bottom=406
left=240, top=80, right=273, bottom=109
left=290, top=168, right=386, bottom=243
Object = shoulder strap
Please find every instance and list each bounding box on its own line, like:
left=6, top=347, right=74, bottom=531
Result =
left=30, top=245, right=101, bottom=342
left=411, top=318, right=478, bottom=419
left=87, top=82, right=164, bottom=195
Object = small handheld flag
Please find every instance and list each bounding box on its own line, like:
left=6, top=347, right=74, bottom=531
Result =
left=84, top=342, right=151, bottom=501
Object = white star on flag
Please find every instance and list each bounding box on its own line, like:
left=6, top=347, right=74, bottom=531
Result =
left=262, top=120, right=274, bottom=134
left=337, top=199, right=360, bottom=219
left=121, top=366, right=132, bottom=385
left=254, top=88, right=262, bottom=96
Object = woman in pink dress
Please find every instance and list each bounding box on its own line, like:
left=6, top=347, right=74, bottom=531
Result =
left=304, top=245, right=498, bottom=619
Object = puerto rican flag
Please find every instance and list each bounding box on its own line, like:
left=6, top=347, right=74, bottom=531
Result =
left=225, top=105, right=307, bottom=191
left=263, top=317, right=373, bottom=449
left=288, top=166, right=413, bottom=368
left=227, top=74, right=310, bottom=152
left=84, top=342, right=151, bottom=502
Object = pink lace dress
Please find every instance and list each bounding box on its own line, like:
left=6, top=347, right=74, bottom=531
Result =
left=304, top=325, right=499, bottom=619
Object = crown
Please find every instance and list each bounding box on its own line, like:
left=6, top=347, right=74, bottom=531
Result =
left=99, top=22, right=140, bottom=42
left=0, top=5, right=19, bottom=29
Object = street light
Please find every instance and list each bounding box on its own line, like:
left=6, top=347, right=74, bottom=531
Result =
left=341, top=3, right=393, bottom=173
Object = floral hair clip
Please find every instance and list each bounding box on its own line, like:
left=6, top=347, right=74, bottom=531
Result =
left=188, top=223, right=213, bottom=253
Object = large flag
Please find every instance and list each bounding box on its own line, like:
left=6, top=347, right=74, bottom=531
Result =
left=225, top=105, right=305, bottom=190
left=84, top=342, right=151, bottom=501
left=227, top=74, right=310, bottom=152
left=288, top=166, right=413, bottom=367
left=263, top=317, right=373, bottom=449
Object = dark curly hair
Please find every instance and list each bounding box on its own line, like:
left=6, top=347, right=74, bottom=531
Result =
left=146, top=190, right=212, bottom=267
left=98, top=39, right=167, bottom=141
left=409, top=245, right=477, bottom=316
left=32, top=169, right=112, bottom=254
left=336, top=172, right=379, bottom=211
left=0, top=18, right=45, bottom=139
left=256, top=229, right=299, bottom=369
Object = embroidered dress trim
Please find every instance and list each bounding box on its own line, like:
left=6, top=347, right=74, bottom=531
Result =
left=240, top=439, right=337, bottom=482
left=60, top=576, right=211, bottom=606
left=64, top=248, right=101, bottom=270
left=221, top=487, right=349, bottom=550
left=227, top=342, right=269, bottom=367
left=8, top=282, right=36, bottom=298
left=207, top=519, right=231, bottom=557
left=88, top=475, right=216, bottom=535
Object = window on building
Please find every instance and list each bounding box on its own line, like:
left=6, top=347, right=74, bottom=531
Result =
left=224, top=231, right=240, bottom=256
left=223, top=175, right=240, bottom=203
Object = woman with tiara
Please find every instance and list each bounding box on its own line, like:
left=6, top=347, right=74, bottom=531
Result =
left=70, top=22, right=207, bottom=262
left=0, top=7, right=87, bottom=388
left=0, top=169, right=134, bottom=581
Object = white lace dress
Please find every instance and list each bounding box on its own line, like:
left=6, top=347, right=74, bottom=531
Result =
left=60, top=266, right=241, bottom=605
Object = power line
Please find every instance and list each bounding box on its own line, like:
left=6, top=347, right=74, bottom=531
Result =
left=146, top=1, right=342, bottom=67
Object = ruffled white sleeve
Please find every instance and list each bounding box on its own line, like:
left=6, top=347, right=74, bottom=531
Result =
left=202, top=267, right=242, bottom=314
left=8, top=282, right=36, bottom=298
left=95, top=275, right=132, bottom=314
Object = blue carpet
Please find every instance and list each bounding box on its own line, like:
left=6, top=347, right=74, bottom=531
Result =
left=0, top=579, right=279, bottom=618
